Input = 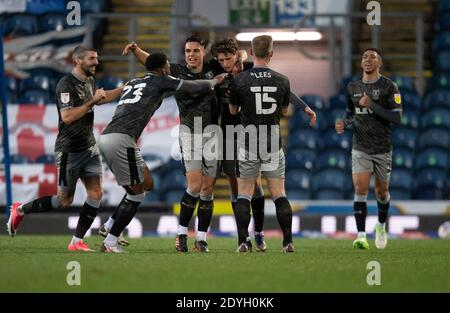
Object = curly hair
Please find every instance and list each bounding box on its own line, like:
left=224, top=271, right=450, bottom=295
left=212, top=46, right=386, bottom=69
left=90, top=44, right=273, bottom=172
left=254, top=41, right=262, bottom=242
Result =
left=211, top=37, right=239, bottom=57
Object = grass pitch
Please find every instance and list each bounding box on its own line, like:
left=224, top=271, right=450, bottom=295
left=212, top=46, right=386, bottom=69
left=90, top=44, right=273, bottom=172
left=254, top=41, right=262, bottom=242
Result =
left=0, top=235, right=449, bottom=292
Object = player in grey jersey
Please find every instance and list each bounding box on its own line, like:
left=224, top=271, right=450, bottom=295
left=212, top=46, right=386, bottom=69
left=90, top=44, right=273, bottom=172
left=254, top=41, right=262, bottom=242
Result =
left=97, top=53, right=226, bottom=253
left=7, top=46, right=124, bottom=251
left=335, top=48, right=402, bottom=250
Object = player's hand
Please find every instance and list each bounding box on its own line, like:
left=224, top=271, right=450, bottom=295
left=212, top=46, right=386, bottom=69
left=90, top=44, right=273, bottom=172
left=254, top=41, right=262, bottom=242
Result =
left=335, top=120, right=345, bottom=134
left=359, top=92, right=371, bottom=107
left=122, top=42, right=138, bottom=55
left=214, top=73, right=228, bottom=84
left=304, top=106, right=317, bottom=126
left=92, top=88, right=107, bottom=104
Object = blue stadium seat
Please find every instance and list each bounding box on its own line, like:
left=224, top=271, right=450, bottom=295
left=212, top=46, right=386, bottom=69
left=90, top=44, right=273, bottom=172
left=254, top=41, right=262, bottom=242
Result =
left=413, top=169, right=447, bottom=199
left=391, top=76, right=416, bottom=94
left=392, top=128, right=418, bottom=149
left=289, top=110, right=327, bottom=130
left=97, top=76, right=125, bottom=90
left=10, top=155, right=32, bottom=164
left=161, top=170, right=186, bottom=192
left=427, top=74, right=450, bottom=92
left=436, top=50, right=450, bottom=72
left=26, top=0, right=66, bottom=14
left=143, top=192, right=160, bottom=203
left=5, top=76, right=18, bottom=93
left=36, top=154, right=56, bottom=164
left=20, top=74, right=56, bottom=94
left=393, top=148, right=415, bottom=169
left=433, top=31, right=450, bottom=51
left=420, top=107, right=450, bottom=129
left=287, top=128, right=321, bottom=150
left=414, top=148, right=449, bottom=171
left=163, top=189, right=186, bottom=203
left=389, top=188, right=411, bottom=200
left=18, top=90, right=51, bottom=105
left=4, top=14, right=39, bottom=37
left=321, top=130, right=352, bottom=151
left=77, top=0, right=108, bottom=13
left=286, top=169, right=311, bottom=191
left=339, top=75, right=361, bottom=92
left=437, top=13, right=450, bottom=31
left=313, top=189, right=346, bottom=200
left=299, top=94, right=329, bottom=111
left=401, top=92, right=422, bottom=109
left=316, top=149, right=349, bottom=171
left=418, top=127, right=450, bottom=150
left=27, top=67, right=65, bottom=83
left=286, top=189, right=310, bottom=200
left=399, top=108, right=420, bottom=129
left=312, top=169, right=349, bottom=192
left=438, top=0, right=450, bottom=13
left=423, top=90, right=450, bottom=109
left=390, top=169, right=413, bottom=190
left=329, top=93, right=347, bottom=109
left=39, top=13, right=67, bottom=33
left=285, top=149, right=316, bottom=171
left=7, top=91, right=17, bottom=103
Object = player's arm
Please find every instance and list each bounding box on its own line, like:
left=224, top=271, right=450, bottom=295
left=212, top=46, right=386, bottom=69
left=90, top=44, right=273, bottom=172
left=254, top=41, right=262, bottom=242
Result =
left=359, top=84, right=403, bottom=125
left=122, top=42, right=149, bottom=66
left=229, top=103, right=239, bottom=115
left=289, top=92, right=316, bottom=125
left=336, top=88, right=354, bottom=134
left=60, top=89, right=106, bottom=124
left=97, top=85, right=126, bottom=105
left=177, top=73, right=227, bottom=94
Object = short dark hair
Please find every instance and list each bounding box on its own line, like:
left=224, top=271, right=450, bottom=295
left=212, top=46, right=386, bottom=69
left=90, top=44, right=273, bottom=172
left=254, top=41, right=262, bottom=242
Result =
left=145, top=53, right=168, bottom=71
left=211, top=37, right=239, bottom=57
left=362, top=47, right=382, bottom=58
left=251, top=35, right=273, bottom=58
left=72, top=46, right=97, bottom=61
left=185, top=35, right=206, bottom=47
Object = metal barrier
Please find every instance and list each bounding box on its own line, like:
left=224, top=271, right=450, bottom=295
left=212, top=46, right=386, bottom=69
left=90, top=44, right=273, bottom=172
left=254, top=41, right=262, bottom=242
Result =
left=293, top=12, right=425, bottom=94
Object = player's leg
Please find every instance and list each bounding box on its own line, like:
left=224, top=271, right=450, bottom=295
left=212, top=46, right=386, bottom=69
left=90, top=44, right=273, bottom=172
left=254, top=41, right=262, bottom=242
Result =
left=351, top=150, right=372, bottom=250
left=223, top=160, right=238, bottom=211
left=373, top=151, right=392, bottom=249
left=236, top=176, right=256, bottom=252
left=252, top=174, right=266, bottom=251
left=194, top=174, right=216, bottom=252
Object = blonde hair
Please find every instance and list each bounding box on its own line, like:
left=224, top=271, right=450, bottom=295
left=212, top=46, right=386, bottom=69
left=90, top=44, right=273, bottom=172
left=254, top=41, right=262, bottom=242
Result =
left=251, top=35, right=273, bottom=58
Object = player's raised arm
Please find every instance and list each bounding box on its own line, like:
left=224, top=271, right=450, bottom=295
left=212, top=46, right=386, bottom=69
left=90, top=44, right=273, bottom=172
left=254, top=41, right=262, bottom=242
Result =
left=177, top=73, right=227, bottom=94
left=97, top=84, right=127, bottom=105
left=60, top=88, right=106, bottom=125
left=122, top=42, right=150, bottom=66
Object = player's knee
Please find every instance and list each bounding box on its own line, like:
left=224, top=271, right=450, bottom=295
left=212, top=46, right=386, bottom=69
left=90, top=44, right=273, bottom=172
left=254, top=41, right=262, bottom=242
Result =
left=87, top=189, right=103, bottom=201
left=375, top=189, right=389, bottom=202
left=188, top=182, right=202, bottom=194
left=354, top=184, right=369, bottom=195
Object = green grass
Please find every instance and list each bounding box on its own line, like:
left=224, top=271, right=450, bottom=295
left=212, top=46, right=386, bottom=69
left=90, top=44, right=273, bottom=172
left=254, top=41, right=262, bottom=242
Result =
left=0, top=236, right=449, bottom=292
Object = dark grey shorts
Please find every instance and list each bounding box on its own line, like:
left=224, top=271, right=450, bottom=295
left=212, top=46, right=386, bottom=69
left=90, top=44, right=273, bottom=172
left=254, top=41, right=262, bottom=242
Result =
left=237, top=149, right=286, bottom=179
left=56, top=145, right=102, bottom=192
left=98, top=133, right=146, bottom=186
left=352, top=149, right=392, bottom=181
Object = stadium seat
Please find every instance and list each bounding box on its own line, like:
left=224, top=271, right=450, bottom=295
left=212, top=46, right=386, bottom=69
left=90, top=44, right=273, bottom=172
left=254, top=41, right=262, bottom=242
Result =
left=399, top=108, right=420, bottom=129
left=299, top=94, right=330, bottom=111
left=289, top=109, right=327, bottom=131
left=7, top=91, right=17, bottom=103
left=77, top=0, right=108, bottom=13
left=39, top=13, right=67, bottom=33
left=285, top=169, right=311, bottom=191
left=438, top=0, right=450, bottom=13
left=329, top=93, right=347, bottom=109
left=163, top=189, right=185, bottom=203
left=420, top=108, right=450, bottom=129
left=97, top=76, right=125, bottom=90
left=418, top=127, right=450, bottom=150
left=18, top=90, right=51, bottom=105
left=161, top=170, right=186, bottom=192
left=321, top=129, right=352, bottom=151
left=26, top=0, right=66, bottom=15
left=391, top=76, right=416, bottom=94
left=413, top=169, right=447, bottom=199
left=401, top=92, right=422, bottom=110
left=316, top=149, right=349, bottom=171
left=312, top=169, right=349, bottom=192
left=423, top=90, right=450, bottom=109
left=20, top=74, right=56, bottom=94
left=286, top=189, right=310, bottom=200
left=285, top=149, right=316, bottom=171
left=5, top=75, right=19, bottom=93
left=393, top=148, right=415, bottom=169
left=389, top=188, right=411, bottom=200
left=10, top=155, right=32, bottom=164
left=426, top=73, right=450, bottom=92
left=392, top=128, right=418, bottom=149
left=287, top=128, right=321, bottom=150
left=436, top=50, right=450, bottom=72
left=36, top=154, right=56, bottom=164
left=313, top=189, right=346, bottom=200
left=437, top=13, right=450, bottom=31
left=339, top=75, right=361, bottom=92
left=327, top=108, right=347, bottom=126
left=433, top=31, right=450, bottom=52
left=414, top=148, right=449, bottom=171
left=390, top=169, right=413, bottom=190
left=143, top=192, right=160, bottom=203
left=4, top=14, right=39, bottom=37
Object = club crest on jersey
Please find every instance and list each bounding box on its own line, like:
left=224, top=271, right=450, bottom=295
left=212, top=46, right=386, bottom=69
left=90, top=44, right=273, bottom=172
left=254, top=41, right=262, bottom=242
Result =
left=394, top=93, right=402, bottom=105
left=205, top=71, right=214, bottom=79
left=60, top=92, right=70, bottom=104
left=372, top=89, right=380, bottom=100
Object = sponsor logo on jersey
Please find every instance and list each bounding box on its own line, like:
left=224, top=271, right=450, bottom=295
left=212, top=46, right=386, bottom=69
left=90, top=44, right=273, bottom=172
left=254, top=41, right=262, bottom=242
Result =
left=394, top=93, right=402, bottom=105
left=372, top=89, right=380, bottom=100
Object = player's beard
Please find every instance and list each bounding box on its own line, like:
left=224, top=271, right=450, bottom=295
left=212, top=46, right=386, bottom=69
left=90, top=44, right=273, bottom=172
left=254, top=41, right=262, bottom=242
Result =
left=82, top=63, right=96, bottom=77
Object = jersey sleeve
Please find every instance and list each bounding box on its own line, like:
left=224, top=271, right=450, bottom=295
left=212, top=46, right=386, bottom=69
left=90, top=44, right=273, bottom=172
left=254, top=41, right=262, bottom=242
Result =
left=162, top=75, right=184, bottom=92
left=170, top=63, right=182, bottom=78
left=282, top=77, right=290, bottom=107
left=56, top=81, right=75, bottom=111
left=387, top=82, right=403, bottom=112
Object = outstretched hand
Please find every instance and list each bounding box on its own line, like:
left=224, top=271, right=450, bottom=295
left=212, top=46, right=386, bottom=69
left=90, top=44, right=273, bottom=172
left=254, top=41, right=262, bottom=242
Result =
left=122, top=42, right=138, bottom=55
left=304, top=106, right=317, bottom=126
